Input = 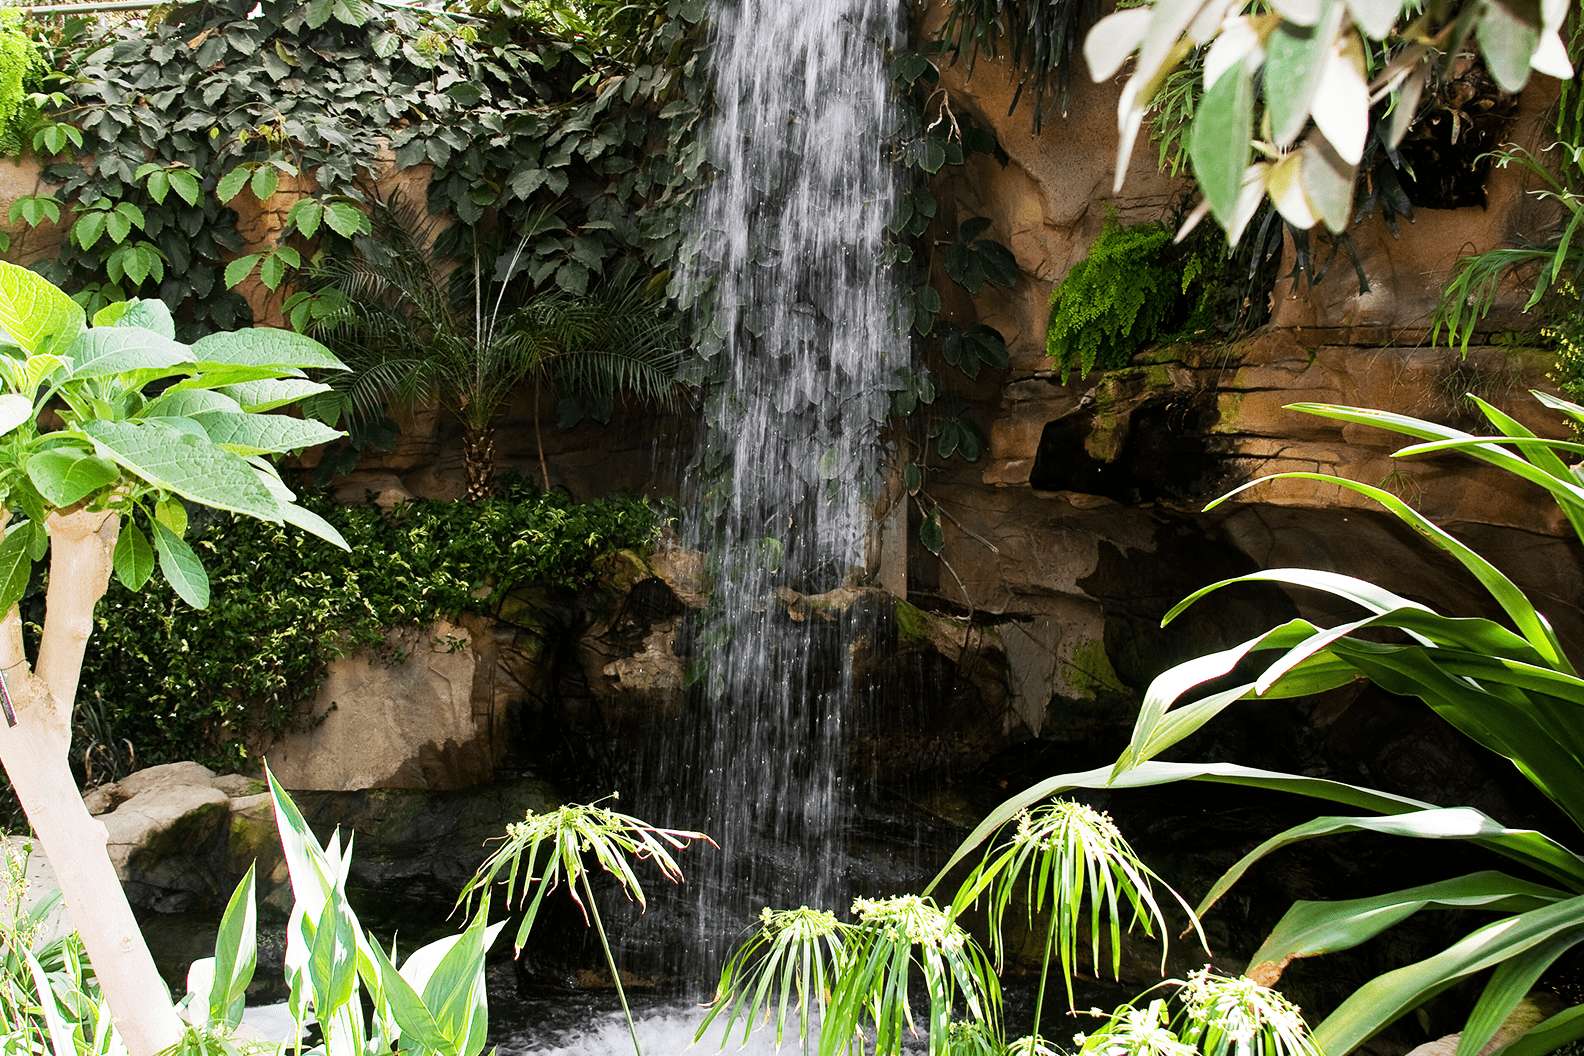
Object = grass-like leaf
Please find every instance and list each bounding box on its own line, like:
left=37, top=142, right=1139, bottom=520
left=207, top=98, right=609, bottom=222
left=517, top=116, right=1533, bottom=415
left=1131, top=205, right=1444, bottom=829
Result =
left=952, top=800, right=1202, bottom=1032
left=696, top=906, right=849, bottom=1050
left=821, top=895, right=999, bottom=1056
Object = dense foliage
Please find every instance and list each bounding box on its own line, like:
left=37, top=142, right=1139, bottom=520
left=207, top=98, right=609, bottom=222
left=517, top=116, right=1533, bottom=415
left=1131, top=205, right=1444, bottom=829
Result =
left=12, top=0, right=706, bottom=334
left=1043, top=216, right=1249, bottom=380
left=945, top=392, right=1584, bottom=1053
left=63, top=484, right=659, bottom=776
left=1090, top=0, right=1571, bottom=243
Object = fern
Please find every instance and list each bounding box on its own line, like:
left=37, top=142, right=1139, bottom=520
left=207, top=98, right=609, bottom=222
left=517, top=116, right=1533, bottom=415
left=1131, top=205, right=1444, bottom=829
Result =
left=1044, top=218, right=1179, bottom=381
left=0, top=12, right=43, bottom=157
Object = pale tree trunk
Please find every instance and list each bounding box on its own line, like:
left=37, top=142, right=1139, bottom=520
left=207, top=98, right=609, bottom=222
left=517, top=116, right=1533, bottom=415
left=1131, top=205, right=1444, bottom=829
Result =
left=0, top=508, right=185, bottom=1056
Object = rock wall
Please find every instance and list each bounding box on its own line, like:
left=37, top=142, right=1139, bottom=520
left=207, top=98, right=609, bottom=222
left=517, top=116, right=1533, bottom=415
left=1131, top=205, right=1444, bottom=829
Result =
left=917, top=29, right=1582, bottom=778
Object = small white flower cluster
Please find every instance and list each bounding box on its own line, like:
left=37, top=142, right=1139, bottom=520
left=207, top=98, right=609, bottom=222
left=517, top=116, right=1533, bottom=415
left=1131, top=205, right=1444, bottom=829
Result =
left=759, top=905, right=841, bottom=939
left=851, top=894, right=965, bottom=952
left=1184, top=968, right=1305, bottom=1038
left=1011, top=800, right=1126, bottom=852
left=1074, top=999, right=1196, bottom=1056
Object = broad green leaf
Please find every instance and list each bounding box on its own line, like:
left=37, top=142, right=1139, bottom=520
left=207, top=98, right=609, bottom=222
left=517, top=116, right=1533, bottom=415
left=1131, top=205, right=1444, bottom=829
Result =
left=368, top=938, right=445, bottom=1049
left=192, top=411, right=342, bottom=455
left=152, top=518, right=209, bottom=608
left=81, top=418, right=282, bottom=520
left=324, top=201, right=368, bottom=239
left=113, top=518, right=154, bottom=590
left=210, top=864, right=258, bottom=1029
left=0, top=393, right=32, bottom=437
left=0, top=260, right=84, bottom=357
left=192, top=328, right=347, bottom=372
left=1246, top=872, right=1568, bottom=984
left=97, top=297, right=175, bottom=338
left=142, top=388, right=244, bottom=417
left=219, top=378, right=334, bottom=413
left=281, top=501, right=350, bottom=551
left=0, top=526, right=33, bottom=613
left=1315, top=895, right=1584, bottom=1055
left=1188, top=63, right=1254, bottom=226
left=1201, top=808, right=1584, bottom=915
left=217, top=166, right=249, bottom=203
left=224, top=254, right=261, bottom=290
left=251, top=165, right=279, bottom=201
left=169, top=169, right=201, bottom=206
left=1263, top=0, right=1340, bottom=146
left=66, top=325, right=194, bottom=380
left=26, top=448, right=119, bottom=507
left=155, top=495, right=189, bottom=536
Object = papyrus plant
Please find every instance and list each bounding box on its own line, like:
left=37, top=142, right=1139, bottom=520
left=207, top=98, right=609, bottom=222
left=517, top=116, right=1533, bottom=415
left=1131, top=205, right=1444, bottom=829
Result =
left=0, top=260, right=347, bottom=1056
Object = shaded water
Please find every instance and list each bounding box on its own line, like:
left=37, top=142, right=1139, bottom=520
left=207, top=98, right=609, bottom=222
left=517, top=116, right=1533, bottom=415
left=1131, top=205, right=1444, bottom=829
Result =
left=636, top=0, right=908, bottom=980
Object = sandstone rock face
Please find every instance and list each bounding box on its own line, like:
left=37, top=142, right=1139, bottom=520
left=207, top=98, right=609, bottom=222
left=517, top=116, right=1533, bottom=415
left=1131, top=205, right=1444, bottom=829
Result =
left=82, top=763, right=259, bottom=912
left=265, top=619, right=498, bottom=792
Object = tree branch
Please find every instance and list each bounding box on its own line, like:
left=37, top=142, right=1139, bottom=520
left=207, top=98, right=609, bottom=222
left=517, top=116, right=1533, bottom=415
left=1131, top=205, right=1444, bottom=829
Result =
left=35, top=507, right=120, bottom=726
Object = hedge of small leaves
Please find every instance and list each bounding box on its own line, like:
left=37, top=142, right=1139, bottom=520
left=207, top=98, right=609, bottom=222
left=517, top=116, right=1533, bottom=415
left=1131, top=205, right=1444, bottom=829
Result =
left=50, top=483, right=660, bottom=775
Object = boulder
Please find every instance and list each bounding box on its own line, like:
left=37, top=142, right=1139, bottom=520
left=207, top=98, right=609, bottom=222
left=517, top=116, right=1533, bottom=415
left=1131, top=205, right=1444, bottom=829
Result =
left=264, top=619, right=501, bottom=792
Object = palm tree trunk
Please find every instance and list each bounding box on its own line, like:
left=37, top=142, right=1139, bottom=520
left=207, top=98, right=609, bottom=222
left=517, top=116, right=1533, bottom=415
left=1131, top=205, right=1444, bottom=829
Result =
left=462, top=424, right=496, bottom=501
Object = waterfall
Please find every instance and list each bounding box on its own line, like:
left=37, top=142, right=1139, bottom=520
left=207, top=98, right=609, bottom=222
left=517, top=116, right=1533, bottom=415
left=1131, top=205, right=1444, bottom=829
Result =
left=640, top=0, right=908, bottom=979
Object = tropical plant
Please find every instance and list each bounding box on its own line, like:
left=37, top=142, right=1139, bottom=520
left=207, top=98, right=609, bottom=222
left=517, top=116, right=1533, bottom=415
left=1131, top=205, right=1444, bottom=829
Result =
left=458, top=799, right=711, bottom=1056
left=951, top=800, right=1202, bottom=1042
left=823, top=895, right=1000, bottom=1056
left=1431, top=54, right=1584, bottom=355
left=696, top=906, right=850, bottom=1051
left=1073, top=972, right=1319, bottom=1056
left=5, top=765, right=511, bottom=1056
left=0, top=260, right=347, bottom=1056
left=304, top=198, right=685, bottom=498
left=1084, top=0, right=1573, bottom=243
left=701, top=894, right=1000, bottom=1056
left=942, top=391, right=1584, bottom=1055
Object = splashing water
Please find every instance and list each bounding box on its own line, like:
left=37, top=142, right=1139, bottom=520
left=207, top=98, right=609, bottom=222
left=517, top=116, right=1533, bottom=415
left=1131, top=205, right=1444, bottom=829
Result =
left=638, top=0, right=907, bottom=980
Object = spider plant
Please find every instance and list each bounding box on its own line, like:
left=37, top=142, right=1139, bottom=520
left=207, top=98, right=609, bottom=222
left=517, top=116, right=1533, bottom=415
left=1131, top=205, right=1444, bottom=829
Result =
left=458, top=800, right=711, bottom=1056
left=950, top=801, right=1203, bottom=1042
left=308, top=196, right=684, bottom=498
left=821, top=894, right=1000, bottom=1056
left=695, top=906, right=849, bottom=1051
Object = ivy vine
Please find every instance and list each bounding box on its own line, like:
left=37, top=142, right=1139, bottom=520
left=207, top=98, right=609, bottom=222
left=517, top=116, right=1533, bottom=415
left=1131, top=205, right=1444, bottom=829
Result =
left=9, top=0, right=707, bottom=336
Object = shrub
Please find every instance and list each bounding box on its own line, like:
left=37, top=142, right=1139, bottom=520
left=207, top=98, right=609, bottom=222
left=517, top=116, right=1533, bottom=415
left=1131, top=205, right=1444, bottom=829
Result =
left=61, top=483, right=660, bottom=774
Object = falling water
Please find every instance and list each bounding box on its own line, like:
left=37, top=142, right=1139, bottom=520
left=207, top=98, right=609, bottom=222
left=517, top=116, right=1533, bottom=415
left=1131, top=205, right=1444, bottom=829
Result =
left=640, top=0, right=907, bottom=978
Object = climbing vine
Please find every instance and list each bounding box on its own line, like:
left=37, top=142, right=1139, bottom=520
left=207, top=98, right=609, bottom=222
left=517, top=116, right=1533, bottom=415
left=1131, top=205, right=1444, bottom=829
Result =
left=886, top=41, right=1014, bottom=560
left=9, top=0, right=707, bottom=335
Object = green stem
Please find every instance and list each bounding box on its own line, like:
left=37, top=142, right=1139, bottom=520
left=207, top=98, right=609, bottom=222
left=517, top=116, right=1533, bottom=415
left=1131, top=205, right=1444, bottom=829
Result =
left=581, top=870, right=642, bottom=1056
left=1030, top=905, right=1059, bottom=1045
